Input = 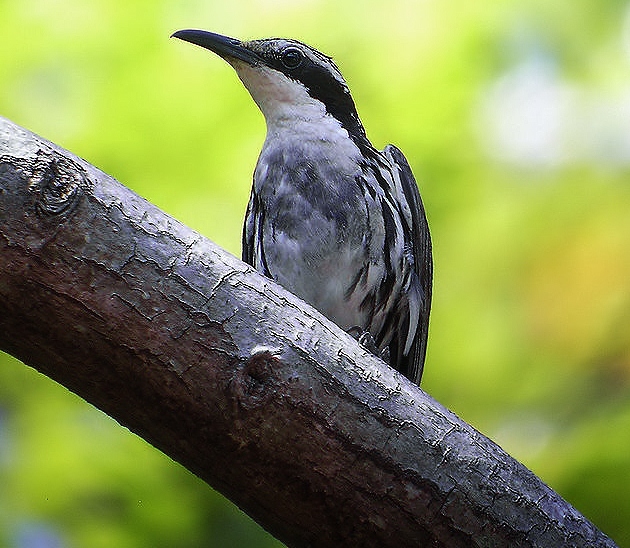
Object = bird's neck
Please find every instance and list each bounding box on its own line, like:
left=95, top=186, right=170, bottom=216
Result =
left=264, top=107, right=353, bottom=146
left=233, top=61, right=369, bottom=147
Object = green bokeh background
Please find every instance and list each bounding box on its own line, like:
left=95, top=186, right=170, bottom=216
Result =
left=2, top=0, right=630, bottom=546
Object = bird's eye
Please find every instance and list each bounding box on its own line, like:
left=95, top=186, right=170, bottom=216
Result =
left=281, top=47, right=304, bottom=69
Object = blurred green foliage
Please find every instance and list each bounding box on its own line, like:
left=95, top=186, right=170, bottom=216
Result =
left=1, top=0, right=630, bottom=546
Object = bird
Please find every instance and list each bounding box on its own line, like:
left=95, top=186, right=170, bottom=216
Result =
left=172, top=29, right=432, bottom=385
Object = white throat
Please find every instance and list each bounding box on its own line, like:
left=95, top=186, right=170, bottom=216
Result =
left=231, top=61, right=332, bottom=128
left=230, top=60, right=361, bottom=162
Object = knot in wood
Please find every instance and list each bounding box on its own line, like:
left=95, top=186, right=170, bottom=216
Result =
left=247, top=347, right=280, bottom=381
left=232, top=347, right=281, bottom=409
left=29, top=154, right=86, bottom=217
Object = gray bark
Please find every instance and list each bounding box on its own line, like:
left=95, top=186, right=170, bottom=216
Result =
left=0, top=116, right=618, bottom=548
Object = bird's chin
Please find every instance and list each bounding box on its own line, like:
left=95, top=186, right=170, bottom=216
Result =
left=232, top=62, right=327, bottom=125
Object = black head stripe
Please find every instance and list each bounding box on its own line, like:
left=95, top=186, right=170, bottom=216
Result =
left=245, top=39, right=368, bottom=143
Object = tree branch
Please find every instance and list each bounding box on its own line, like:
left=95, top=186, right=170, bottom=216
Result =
left=0, top=116, right=617, bottom=548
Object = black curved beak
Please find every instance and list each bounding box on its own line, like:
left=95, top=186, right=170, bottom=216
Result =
left=171, top=29, right=261, bottom=66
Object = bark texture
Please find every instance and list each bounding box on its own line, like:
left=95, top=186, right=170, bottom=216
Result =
left=0, top=116, right=618, bottom=548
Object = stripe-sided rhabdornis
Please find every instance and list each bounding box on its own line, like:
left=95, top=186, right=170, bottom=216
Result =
left=173, top=29, right=432, bottom=384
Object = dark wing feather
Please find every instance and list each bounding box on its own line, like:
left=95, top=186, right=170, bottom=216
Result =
left=242, top=189, right=273, bottom=277
left=383, top=144, right=432, bottom=384
left=242, top=190, right=256, bottom=266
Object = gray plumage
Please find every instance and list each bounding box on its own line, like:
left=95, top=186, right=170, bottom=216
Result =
left=173, top=30, right=432, bottom=384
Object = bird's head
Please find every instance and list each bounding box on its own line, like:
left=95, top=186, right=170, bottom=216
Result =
left=172, top=29, right=366, bottom=142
